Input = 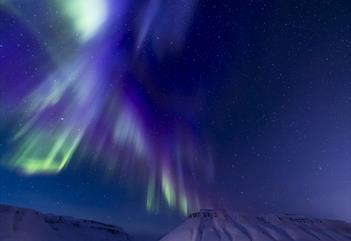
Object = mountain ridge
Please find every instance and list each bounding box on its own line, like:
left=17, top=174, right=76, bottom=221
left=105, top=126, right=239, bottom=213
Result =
left=0, top=204, right=130, bottom=241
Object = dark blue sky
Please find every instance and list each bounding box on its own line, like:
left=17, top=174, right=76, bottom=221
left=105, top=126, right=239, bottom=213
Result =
left=0, top=0, right=350, bottom=240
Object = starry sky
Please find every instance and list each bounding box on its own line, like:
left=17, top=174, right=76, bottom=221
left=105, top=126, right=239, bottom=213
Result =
left=0, top=0, right=350, bottom=240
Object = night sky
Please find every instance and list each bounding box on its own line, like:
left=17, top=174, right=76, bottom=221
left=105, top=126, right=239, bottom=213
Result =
left=0, top=0, right=350, bottom=240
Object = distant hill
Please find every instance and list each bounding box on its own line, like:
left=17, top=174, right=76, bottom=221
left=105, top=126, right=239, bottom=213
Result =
left=0, top=204, right=130, bottom=241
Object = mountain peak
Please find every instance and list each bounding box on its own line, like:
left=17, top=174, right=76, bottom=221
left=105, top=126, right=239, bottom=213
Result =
left=161, top=209, right=351, bottom=241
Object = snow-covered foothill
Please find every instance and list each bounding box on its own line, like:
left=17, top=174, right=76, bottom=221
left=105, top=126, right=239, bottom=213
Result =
left=0, top=204, right=130, bottom=241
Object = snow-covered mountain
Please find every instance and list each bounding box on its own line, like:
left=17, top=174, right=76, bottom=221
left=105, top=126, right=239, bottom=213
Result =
left=160, top=209, right=351, bottom=241
left=0, top=204, right=130, bottom=241
left=1, top=205, right=350, bottom=241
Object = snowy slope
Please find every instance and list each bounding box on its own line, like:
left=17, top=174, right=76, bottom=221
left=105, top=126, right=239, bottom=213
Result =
left=0, top=204, right=130, bottom=241
left=160, top=209, right=351, bottom=241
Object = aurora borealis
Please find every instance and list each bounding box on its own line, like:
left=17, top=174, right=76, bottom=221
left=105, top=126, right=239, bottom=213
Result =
left=0, top=0, right=350, bottom=240
left=0, top=0, right=212, bottom=215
